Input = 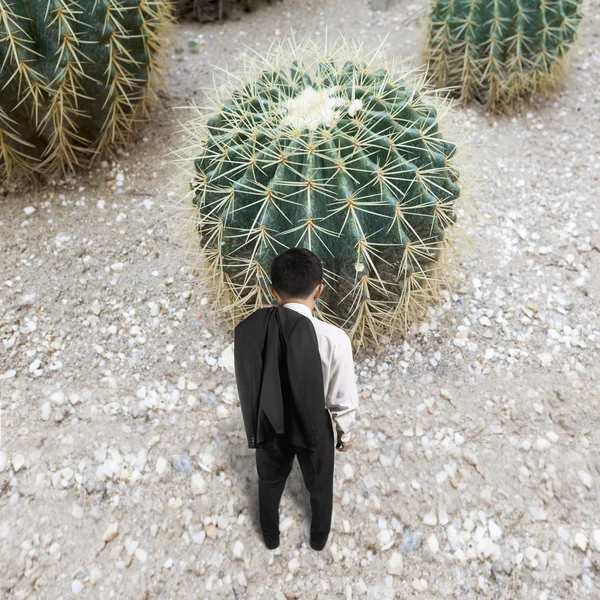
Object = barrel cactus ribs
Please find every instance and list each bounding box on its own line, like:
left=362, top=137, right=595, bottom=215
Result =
left=0, top=0, right=172, bottom=183
left=426, top=0, right=584, bottom=110
left=182, top=41, right=463, bottom=347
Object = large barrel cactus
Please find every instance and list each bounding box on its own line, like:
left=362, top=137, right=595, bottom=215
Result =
left=184, top=41, right=462, bottom=346
left=0, top=0, right=172, bottom=183
left=426, top=0, right=584, bottom=110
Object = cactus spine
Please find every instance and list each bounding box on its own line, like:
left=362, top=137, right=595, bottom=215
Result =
left=182, top=41, right=462, bottom=347
left=0, top=0, right=172, bottom=182
left=426, top=0, right=584, bottom=110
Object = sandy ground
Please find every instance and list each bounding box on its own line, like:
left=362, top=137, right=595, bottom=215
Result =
left=1, top=0, right=600, bottom=598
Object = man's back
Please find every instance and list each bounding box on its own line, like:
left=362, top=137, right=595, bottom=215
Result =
left=280, top=303, right=358, bottom=444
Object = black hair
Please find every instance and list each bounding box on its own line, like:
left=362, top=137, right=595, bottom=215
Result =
left=269, top=248, right=323, bottom=299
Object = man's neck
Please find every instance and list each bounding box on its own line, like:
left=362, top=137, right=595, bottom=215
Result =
left=280, top=299, right=314, bottom=311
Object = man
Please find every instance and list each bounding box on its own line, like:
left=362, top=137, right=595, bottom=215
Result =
left=226, top=248, right=359, bottom=552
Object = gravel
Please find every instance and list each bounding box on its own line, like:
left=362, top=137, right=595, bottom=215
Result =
left=1, top=0, right=600, bottom=598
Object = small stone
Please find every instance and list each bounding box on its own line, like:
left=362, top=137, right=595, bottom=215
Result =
left=447, top=526, right=460, bottom=551
left=535, top=438, right=551, bottom=451
left=426, top=534, right=439, bottom=554
left=205, top=524, right=218, bottom=540
left=343, top=464, right=354, bottom=481
left=71, top=504, right=84, bottom=519
left=463, top=450, right=478, bottom=465
left=135, top=548, right=148, bottom=562
left=172, top=454, right=192, bottom=475
left=155, top=456, right=167, bottom=475
left=288, top=557, right=300, bottom=575
left=89, top=567, right=101, bottom=586
left=135, top=449, right=148, bottom=472
left=530, top=507, right=548, bottom=521
left=387, top=552, right=404, bottom=576
left=12, top=454, right=25, bottom=472
left=103, top=523, right=119, bottom=543
left=41, top=402, right=52, bottom=421
left=401, top=531, right=422, bottom=554
left=377, top=529, right=392, bottom=547
left=232, top=540, right=244, bottom=559
left=23, top=206, right=36, bottom=216
left=110, top=262, right=124, bottom=272
left=578, top=471, right=592, bottom=489
left=524, top=546, right=537, bottom=561
left=191, top=474, right=207, bottom=495
left=488, top=520, right=502, bottom=541
left=440, top=389, right=452, bottom=400
left=575, top=533, right=587, bottom=552
left=71, top=580, right=83, bottom=594
left=423, top=512, right=437, bottom=526
left=50, top=391, right=67, bottom=406
left=0, top=451, right=7, bottom=472
left=590, top=530, right=600, bottom=552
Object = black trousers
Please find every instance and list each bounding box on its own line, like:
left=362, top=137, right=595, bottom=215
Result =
left=255, top=409, right=334, bottom=542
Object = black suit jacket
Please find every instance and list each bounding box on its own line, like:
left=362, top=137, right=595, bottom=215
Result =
left=234, top=306, right=325, bottom=451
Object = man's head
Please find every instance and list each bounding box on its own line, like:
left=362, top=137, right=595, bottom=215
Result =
left=269, top=248, right=324, bottom=308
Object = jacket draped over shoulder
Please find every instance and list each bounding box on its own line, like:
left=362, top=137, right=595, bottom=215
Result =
left=234, top=307, right=326, bottom=451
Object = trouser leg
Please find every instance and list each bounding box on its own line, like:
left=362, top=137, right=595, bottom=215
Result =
left=255, top=436, right=295, bottom=539
left=296, top=412, right=335, bottom=541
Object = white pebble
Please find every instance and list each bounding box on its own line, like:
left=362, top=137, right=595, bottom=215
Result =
left=530, top=507, right=548, bottom=521
left=232, top=540, right=244, bottom=559
left=41, top=402, right=52, bottom=421
left=343, top=464, right=354, bottom=481
left=23, top=206, right=36, bottom=216
left=535, top=438, right=551, bottom=451
left=191, top=473, right=207, bottom=495
left=135, top=548, right=148, bottom=562
left=575, top=533, right=587, bottom=551
left=288, top=557, right=300, bottom=575
left=50, top=391, right=67, bottom=406
left=463, top=450, right=478, bottom=465
left=387, top=552, right=404, bottom=575
left=103, top=523, right=119, bottom=543
left=89, top=567, right=101, bottom=586
left=426, top=534, right=439, bottom=554
left=72, top=580, right=83, bottom=594
left=155, top=456, right=167, bottom=475
left=591, top=530, right=600, bottom=551
left=12, top=454, right=25, bottom=472
left=423, top=512, right=437, bottom=526
left=377, top=529, right=392, bottom=547
left=488, top=520, right=502, bottom=541
left=578, top=471, right=592, bottom=489
left=0, top=451, right=7, bottom=472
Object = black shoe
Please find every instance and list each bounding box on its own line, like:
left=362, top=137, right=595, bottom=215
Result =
left=310, top=533, right=328, bottom=551
left=263, top=534, right=280, bottom=549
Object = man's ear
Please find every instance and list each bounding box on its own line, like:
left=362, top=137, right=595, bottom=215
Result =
left=268, top=284, right=279, bottom=303
left=314, top=283, right=324, bottom=300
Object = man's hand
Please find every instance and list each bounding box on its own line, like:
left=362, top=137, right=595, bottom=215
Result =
left=336, top=435, right=352, bottom=452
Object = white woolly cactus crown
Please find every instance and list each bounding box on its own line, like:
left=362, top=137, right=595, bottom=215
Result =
left=176, top=38, right=464, bottom=348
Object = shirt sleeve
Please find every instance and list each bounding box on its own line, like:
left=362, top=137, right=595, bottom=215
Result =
left=326, top=334, right=359, bottom=443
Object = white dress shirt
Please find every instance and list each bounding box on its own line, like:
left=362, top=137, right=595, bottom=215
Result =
left=220, top=302, right=359, bottom=443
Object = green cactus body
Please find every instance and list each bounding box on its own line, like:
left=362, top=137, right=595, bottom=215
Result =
left=0, top=0, right=171, bottom=182
left=189, top=45, right=461, bottom=346
left=427, top=0, right=583, bottom=109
